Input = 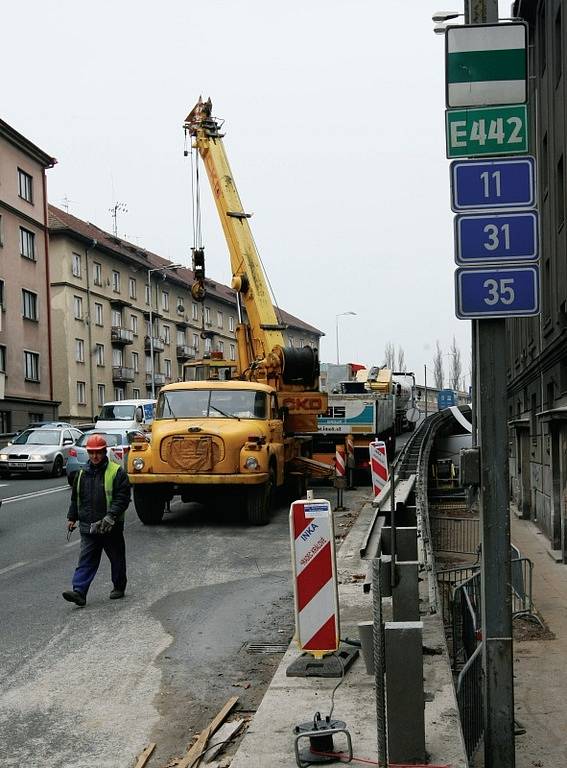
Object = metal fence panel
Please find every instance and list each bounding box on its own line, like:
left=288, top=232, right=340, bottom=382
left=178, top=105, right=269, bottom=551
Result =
left=457, top=642, right=484, bottom=762
left=430, top=515, right=480, bottom=555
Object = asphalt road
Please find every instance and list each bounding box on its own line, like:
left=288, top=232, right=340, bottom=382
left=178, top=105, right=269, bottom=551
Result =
left=0, top=474, right=301, bottom=768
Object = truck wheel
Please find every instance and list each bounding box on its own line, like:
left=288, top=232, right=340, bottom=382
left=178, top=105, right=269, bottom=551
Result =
left=134, top=486, right=165, bottom=525
left=246, top=469, right=274, bottom=526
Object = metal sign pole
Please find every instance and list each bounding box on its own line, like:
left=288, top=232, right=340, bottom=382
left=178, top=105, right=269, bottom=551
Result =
left=463, top=3, right=516, bottom=767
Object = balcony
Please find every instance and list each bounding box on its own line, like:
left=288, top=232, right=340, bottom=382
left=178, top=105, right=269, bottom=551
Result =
left=111, top=326, right=134, bottom=345
left=112, top=366, right=135, bottom=383
left=146, top=372, right=166, bottom=386
left=176, top=344, right=195, bottom=361
left=144, top=335, right=165, bottom=353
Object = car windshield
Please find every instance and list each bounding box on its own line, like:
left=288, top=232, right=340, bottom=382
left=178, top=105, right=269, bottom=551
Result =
left=13, top=429, right=60, bottom=446
left=98, top=405, right=136, bottom=421
left=77, top=432, right=122, bottom=447
left=157, top=389, right=267, bottom=420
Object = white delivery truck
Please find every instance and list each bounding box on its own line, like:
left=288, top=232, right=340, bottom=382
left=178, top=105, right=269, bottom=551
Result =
left=95, top=399, right=156, bottom=431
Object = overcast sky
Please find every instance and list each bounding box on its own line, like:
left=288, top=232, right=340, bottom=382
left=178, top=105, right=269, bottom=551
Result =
left=3, top=1, right=513, bottom=388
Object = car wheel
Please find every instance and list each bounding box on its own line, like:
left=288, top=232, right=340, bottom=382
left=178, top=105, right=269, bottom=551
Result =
left=51, top=456, right=64, bottom=478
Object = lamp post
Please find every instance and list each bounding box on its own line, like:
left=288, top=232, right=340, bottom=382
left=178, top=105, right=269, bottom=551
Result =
left=335, top=311, right=356, bottom=365
left=147, top=264, right=183, bottom=398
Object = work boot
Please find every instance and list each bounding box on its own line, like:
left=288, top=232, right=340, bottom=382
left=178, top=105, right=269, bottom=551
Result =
left=109, top=589, right=125, bottom=600
left=62, top=590, right=86, bottom=607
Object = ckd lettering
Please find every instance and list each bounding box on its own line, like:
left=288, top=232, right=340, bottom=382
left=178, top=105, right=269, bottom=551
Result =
left=283, top=397, right=323, bottom=411
left=300, top=522, right=319, bottom=541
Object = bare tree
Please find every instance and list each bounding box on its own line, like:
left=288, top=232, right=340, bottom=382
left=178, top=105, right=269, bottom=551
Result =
left=397, top=346, right=406, bottom=372
left=433, top=340, right=444, bottom=389
left=383, top=342, right=395, bottom=369
left=449, top=336, right=462, bottom=390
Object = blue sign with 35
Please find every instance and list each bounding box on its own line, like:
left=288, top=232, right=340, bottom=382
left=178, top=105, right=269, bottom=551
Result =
left=455, top=265, right=540, bottom=319
left=454, top=211, right=538, bottom=264
left=450, top=156, right=536, bottom=212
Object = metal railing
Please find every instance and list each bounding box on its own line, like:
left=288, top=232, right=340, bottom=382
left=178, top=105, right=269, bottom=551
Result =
left=430, top=515, right=480, bottom=555
left=456, top=641, right=484, bottom=762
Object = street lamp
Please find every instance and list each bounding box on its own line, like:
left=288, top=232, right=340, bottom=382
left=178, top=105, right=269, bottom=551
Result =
left=335, top=311, right=356, bottom=365
left=147, top=264, right=183, bottom=398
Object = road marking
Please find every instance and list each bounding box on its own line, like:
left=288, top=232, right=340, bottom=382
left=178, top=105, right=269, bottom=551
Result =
left=0, top=561, right=29, bottom=576
left=1, top=485, right=69, bottom=505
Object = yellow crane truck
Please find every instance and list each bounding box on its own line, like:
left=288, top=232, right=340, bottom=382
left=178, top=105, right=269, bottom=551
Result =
left=128, top=98, right=328, bottom=525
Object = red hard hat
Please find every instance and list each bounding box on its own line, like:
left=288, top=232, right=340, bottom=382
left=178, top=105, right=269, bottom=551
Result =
left=85, top=434, right=108, bottom=452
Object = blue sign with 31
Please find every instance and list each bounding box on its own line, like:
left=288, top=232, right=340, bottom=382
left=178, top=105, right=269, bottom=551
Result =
left=455, top=265, right=540, bottom=319
left=450, top=156, right=536, bottom=212
left=454, top=211, right=538, bottom=264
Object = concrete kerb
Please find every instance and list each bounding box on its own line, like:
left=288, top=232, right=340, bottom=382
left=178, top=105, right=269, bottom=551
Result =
left=229, top=494, right=468, bottom=768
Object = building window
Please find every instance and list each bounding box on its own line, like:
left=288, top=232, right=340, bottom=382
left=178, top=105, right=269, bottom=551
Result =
left=0, top=410, right=11, bottom=432
left=112, top=270, right=121, bottom=293
left=95, top=344, right=104, bottom=366
left=18, top=169, right=33, bottom=203
left=164, top=359, right=172, bottom=378
left=145, top=284, right=150, bottom=305
left=289, top=337, right=294, bottom=348
left=24, top=351, right=40, bottom=381
left=162, top=290, right=169, bottom=311
left=132, top=388, right=140, bottom=399
left=230, top=344, right=236, bottom=361
left=129, top=277, right=137, bottom=299
left=114, top=387, right=125, bottom=401
left=77, top=381, right=87, bottom=405
left=22, top=289, right=38, bottom=321
left=300, top=338, right=305, bottom=347
left=97, top=384, right=106, bottom=406
left=204, top=337, right=212, bottom=353
left=218, top=341, right=224, bottom=355
left=72, top=252, right=82, bottom=278
left=112, top=348, right=124, bottom=367
left=73, top=295, right=83, bottom=320
left=93, top=262, right=102, bottom=286
left=19, top=227, right=36, bottom=260
left=193, top=333, right=199, bottom=351
left=132, top=351, right=139, bottom=373
left=163, top=325, right=170, bottom=344
left=111, top=308, right=122, bottom=327
left=192, top=302, right=198, bottom=320
left=95, top=302, right=103, bottom=325
left=205, top=307, right=211, bottom=325
left=0, top=214, right=3, bottom=246
left=75, top=338, right=85, bottom=363
left=177, top=328, right=186, bottom=345
left=217, top=311, right=223, bottom=329
left=0, top=280, right=4, bottom=310
left=130, top=314, right=138, bottom=335
left=177, top=296, right=185, bottom=314
left=229, top=316, right=235, bottom=332
left=0, top=345, right=6, bottom=372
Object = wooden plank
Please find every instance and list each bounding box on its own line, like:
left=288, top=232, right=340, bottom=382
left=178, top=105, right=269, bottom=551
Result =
left=203, top=718, right=244, bottom=763
left=176, top=697, right=239, bottom=768
left=133, top=743, right=156, bottom=768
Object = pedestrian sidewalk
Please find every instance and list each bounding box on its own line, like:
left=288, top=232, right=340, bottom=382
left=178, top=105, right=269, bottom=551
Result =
left=511, top=512, right=567, bottom=768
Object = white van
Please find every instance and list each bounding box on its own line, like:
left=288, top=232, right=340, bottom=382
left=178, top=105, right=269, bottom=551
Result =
left=95, top=399, right=156, bottom=431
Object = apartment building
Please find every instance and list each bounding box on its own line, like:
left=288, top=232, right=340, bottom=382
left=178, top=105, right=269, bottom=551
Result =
left=48, top=207, right=322, bottom=423
left=0, top=119, right=58, bottom=432
left=506, top=0, right=567, bottom=559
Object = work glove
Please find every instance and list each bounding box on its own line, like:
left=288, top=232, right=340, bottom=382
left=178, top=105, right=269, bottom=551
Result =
left=99, top=515, right=115, bottom=534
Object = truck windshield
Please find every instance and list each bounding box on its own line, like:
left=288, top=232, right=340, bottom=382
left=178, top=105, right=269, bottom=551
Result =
left=98, top=405, right=136, bottom=421
left=157, top=390, right=267, bottom=420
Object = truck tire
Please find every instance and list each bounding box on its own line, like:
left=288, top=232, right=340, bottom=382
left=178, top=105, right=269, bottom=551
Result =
left=246, top=468, right=274, bottom=526
left=134, top=486, right=165, bottom=525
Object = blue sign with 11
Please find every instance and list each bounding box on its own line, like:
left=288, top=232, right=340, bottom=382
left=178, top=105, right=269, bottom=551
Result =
left=450, top=157, right=536, bottom=212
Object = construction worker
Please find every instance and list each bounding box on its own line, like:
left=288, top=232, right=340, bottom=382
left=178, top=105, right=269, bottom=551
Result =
left=62, top=433, right=131, bottom=607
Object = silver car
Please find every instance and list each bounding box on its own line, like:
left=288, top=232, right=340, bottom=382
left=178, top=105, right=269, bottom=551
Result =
left=0, top=427, right=83, bottom=478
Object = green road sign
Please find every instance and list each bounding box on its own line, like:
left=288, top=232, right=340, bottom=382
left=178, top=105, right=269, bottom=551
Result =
left=446, top=105, right=528, bottom=158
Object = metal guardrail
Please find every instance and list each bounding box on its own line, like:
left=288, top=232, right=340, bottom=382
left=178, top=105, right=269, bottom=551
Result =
left=456, top=641, right=484, bottom=762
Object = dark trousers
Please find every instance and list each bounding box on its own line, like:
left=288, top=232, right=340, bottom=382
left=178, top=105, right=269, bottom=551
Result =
left=73, top=527, right=127, bottom=596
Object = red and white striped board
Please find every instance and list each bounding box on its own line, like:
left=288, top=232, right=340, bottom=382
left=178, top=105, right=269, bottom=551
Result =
left=369, top=439, right=389, bottom=500
left=290, top=498, right=340, bottom=658
left=335, top=444, right=346, bottom=478
left=345, top=434, right=355, bottom=469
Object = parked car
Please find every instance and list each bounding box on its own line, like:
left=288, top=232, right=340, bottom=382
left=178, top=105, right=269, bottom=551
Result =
left=0, top=427, right=84, bottom=478
left=65, top=429, right=149, bottom=486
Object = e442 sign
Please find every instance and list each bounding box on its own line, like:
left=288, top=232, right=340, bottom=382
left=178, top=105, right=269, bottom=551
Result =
left=446, top=105, right=528, bottom=158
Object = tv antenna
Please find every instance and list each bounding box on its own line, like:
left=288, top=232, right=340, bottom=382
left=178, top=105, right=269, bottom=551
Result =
left=109, top=202, right=128, bottom=237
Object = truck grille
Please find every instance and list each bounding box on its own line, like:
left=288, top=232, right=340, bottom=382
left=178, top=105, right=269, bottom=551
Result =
left=160, top=435, right=223, bottom=472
